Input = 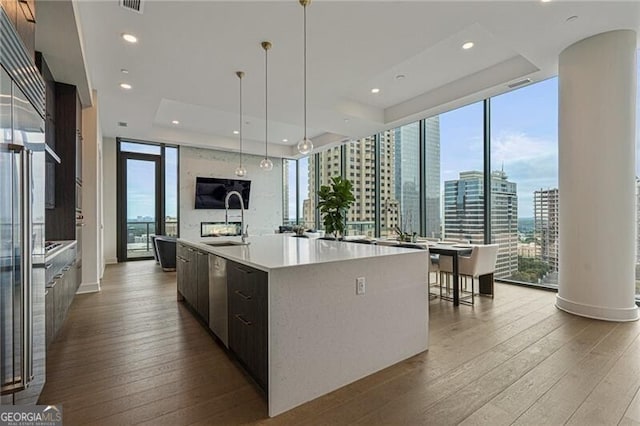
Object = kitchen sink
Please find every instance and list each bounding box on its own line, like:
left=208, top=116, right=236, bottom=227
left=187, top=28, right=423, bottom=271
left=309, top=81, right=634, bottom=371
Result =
left=204, top=241, right=247, bottom=247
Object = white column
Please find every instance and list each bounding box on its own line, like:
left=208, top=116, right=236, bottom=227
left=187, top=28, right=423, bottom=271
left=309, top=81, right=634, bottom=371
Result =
left=557, top=30, right=638, bottom=321
left=79, top=90, right=101, bottom=293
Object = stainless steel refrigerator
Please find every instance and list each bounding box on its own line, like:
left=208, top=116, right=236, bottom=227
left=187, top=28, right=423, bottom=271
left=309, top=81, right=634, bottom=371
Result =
left=0, top=59, right=46, bottom=404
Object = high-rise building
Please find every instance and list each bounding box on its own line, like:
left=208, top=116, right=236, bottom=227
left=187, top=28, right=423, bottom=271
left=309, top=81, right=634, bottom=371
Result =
left=534, top=188, right=559, bottom=272
left=303, top=119, right=441, bottom=237
left=283, top=160, right=290, bottom=224
left=424, top=117, right=441, bottom=239
left=378, top=131, right=399, bottom=234
left=305, top=137, right=398, bottom=236
left=394, top=124, right=420, bottom=234
left=444, top=170, right=518, bottom=278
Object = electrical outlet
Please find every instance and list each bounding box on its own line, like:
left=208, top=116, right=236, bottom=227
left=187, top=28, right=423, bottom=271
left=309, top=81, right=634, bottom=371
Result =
left=356, top=277, right=366, bottom=295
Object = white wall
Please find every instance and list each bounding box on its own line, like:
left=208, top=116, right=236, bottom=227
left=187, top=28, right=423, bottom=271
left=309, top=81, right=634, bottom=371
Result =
left=102, top=137, right=117, bottom=264
left=79, top=90, right=101, bottom=293
left=179, top=147, right=282, bottom=240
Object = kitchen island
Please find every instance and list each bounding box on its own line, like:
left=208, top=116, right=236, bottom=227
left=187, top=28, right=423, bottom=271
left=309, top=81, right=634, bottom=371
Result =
left=177, top=234, right=429, bottom=417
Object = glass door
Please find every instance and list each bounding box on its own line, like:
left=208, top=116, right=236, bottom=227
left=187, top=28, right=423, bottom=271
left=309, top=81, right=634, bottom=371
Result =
left=121, top=154, right=161, bottom=260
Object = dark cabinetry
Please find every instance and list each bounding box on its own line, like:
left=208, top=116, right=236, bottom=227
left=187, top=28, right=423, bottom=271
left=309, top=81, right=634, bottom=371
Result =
left=0, top=0, right=35, bottom=60
left=44, top=245, right=80, bottom=346
left=176, top=243, right=209, bottom=324
left=227, top=261, right=268, bottom=391
left=35, top=52, right=57, bottom=210
left=196, top=251, right=209, bottom=322
left=46, top=83, right=82, bottom=241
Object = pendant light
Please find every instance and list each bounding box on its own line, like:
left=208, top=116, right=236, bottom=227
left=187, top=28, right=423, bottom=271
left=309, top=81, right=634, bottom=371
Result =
left=235, top=71, right=247, bottom=177
left=260, top=41, right=274, bottom=171
left=297, top=0, right=313, bottom=155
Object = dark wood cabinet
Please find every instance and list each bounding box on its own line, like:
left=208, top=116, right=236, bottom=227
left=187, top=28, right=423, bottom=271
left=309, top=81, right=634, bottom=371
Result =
left=16, top=0, right=35, bottom=59
left=177, top=244, right=208, bottom=324
left=46, top=83, right=82, bottom=241
left=35, top=52, right=56, bottom=150
left=196, top=251, right=209, bottom=323
left=44, top=287, right=53, bottom=347
left=45, top=246, right=80, bottom=345
left=1, top=0, right=35, bottom=60
left=183, top=247, right=197, bottom=308
left=177, top=246, right=269, bottom=392
left=176, top=243, right=187, bottom=298
left=227, top=261, right=268, bottom=391
left=35, top=52, right=57, bottom=210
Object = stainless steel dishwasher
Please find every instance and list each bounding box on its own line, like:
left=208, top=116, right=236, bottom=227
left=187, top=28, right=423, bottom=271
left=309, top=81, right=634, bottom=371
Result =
left=209, top=254, right=228, bottom=347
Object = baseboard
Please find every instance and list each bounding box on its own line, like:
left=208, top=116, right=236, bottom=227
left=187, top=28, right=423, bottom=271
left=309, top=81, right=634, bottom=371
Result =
left=556, top=295, right=639, bottom=322
left=105, top=257, right=118, bottom=265
left=77, top=281, right=101, bottom=294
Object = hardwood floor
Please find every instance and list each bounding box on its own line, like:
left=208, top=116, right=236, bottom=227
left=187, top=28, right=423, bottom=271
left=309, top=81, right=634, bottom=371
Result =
left=39, top=261, right=640, bottom=425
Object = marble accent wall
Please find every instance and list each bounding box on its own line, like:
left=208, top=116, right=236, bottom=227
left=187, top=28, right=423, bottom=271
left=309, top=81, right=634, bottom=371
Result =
left=179, top=147, right=282, bottom=240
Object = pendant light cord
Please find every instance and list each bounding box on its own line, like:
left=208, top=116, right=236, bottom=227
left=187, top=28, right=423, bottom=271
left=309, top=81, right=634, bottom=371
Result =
left=239, top=74, right=243, bottom=167
left=265, top=45, right=269, bottom=158
left=303, top=3, right=307, bottom=140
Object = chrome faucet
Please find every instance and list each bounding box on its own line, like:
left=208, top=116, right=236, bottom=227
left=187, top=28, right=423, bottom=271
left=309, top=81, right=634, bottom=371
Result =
left=224, top=190, right=249, bottom=244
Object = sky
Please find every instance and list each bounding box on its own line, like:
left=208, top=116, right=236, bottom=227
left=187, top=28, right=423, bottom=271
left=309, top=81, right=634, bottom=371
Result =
left=126, top=145, right=178, bottom=220
left=440, top=77, right=559, bottom=218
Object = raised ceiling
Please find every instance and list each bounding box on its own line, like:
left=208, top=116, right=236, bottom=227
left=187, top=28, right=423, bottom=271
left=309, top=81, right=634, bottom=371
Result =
left=43, top=1, right=640, bottom=158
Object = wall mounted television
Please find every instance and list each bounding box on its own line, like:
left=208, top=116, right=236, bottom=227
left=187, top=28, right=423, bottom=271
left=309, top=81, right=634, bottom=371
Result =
left=194, top=177, right=251, bottom=209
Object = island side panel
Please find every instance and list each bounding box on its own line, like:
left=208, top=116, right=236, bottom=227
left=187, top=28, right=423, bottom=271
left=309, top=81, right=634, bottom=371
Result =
left=267, top=250, right=429, bottom=417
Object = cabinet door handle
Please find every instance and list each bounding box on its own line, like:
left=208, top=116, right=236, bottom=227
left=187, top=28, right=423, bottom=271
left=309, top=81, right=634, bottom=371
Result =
left=44, top=263, right=53, bottom=270
left=235, top=266, right=255, bottom=274
left=234, top=314, right=252, bottom=326
left=234, top=290, right=252, bottom=301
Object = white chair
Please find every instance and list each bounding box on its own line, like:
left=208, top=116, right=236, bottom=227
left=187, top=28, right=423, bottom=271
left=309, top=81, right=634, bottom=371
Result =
left=458, top=244, right=499, bottom=305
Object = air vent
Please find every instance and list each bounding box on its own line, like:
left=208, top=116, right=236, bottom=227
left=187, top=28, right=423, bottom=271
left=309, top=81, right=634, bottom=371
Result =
left=508, top=78, right=532, bottom=89
left=119, top=0, right=144, bottom=14
left=118, top=122, right=128, bottom=127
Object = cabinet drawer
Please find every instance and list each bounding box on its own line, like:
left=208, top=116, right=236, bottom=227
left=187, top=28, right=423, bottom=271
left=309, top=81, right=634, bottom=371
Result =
left=227, top=261, right=268, bottom=391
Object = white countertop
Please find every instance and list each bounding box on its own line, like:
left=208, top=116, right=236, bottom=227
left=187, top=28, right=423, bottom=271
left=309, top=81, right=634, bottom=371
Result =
left=178, top=234, right=421, bottom=271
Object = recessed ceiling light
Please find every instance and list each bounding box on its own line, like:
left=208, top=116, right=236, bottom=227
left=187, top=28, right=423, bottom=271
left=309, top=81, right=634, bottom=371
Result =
left=371, top=88, right=380, bottom=94
left=344, top=118, right=350, bottom=123
left=395, top=74, right=406, bottom=80
left=566, top=15, right=578, bottom=22
left=120, top=83, right=132, bottom=90
left=122, top=33, right=138, bottom=43
left=462, top=41, right=474, bottom=50
left=282, top=138, right=288, bottom=142
left=121, top=68, right=129, bottom=74
left=541, top=0, right=551, bottom=2
left=233, top=130, right=239, bottom=135
left=171, top=120, right=180, bottom=125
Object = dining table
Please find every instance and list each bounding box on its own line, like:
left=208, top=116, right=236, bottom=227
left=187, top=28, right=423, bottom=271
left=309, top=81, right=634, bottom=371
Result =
left=376, top=240, right=473, bottom=306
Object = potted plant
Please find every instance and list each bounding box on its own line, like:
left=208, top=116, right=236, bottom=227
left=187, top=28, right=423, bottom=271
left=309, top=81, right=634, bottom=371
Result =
left=317, top=176, right=355, bottom=240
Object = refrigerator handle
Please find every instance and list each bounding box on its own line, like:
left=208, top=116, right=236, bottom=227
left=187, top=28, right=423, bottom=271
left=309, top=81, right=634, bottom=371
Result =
left=21, top=149, right=33, bottom=388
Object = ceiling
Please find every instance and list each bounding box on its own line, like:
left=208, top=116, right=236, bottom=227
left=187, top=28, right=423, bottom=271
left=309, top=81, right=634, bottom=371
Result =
left=37, top=1, right=640, bottom=158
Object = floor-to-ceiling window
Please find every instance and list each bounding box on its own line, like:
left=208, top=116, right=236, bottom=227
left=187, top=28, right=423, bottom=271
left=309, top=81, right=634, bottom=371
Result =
left=282, top=159, right=297, bottom=226
left=345, top=137, right=376, bottom=237
left=164, top=146, right=178, bottom=237
left=117, top=140, right=179, bottom=261
left=491, top=78, right=559, bottom=285
left=307, top=146, right=342, bottom=231
left=440, top=102, right=485, bottom=248
left=379, top=123, right=420, bottom=237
